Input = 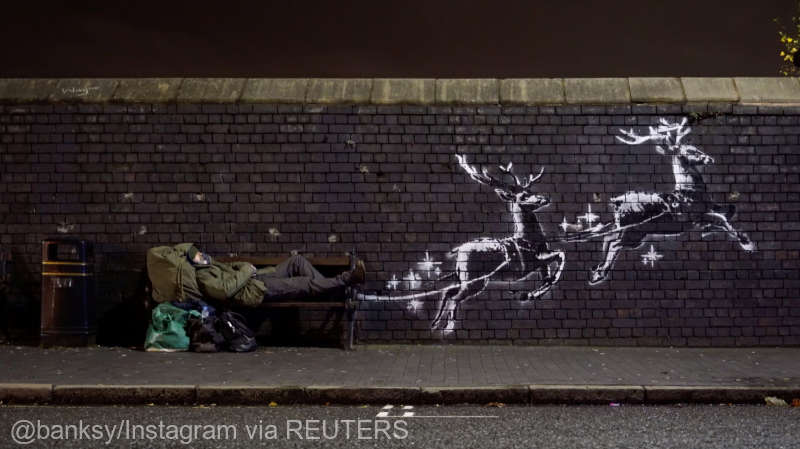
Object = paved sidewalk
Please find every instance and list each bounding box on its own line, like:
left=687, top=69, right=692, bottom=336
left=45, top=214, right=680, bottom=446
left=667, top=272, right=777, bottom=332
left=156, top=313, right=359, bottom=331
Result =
left=1, top=345, right=799, bottom=405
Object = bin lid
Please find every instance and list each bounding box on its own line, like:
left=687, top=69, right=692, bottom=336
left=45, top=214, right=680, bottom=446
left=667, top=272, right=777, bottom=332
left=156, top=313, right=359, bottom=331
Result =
left=42, top=239, right=93, bottom=262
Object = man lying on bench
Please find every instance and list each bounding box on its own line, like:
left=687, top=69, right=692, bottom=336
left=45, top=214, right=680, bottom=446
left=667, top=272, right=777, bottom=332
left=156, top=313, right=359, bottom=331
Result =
left=186, top=245, right=365, bottom=306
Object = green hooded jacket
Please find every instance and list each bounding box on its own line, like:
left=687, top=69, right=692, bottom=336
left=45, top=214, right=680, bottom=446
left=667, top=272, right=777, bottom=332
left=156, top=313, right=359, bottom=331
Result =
left=148, top=243, right=273, bottom=307
left=147, top=243, right=204, bottom=303
left=194, top=253, right=274, bottom=307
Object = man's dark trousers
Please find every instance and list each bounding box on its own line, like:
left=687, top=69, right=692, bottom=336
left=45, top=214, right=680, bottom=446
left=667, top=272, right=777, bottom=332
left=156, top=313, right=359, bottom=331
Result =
left=254, top=254, right=350, bottom=301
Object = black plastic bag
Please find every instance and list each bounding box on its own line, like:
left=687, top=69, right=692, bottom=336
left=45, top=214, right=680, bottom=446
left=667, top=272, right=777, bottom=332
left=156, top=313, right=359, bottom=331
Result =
left=186, top=312, right=225, bottom=353
left=217, top=310, right=257, bottom=352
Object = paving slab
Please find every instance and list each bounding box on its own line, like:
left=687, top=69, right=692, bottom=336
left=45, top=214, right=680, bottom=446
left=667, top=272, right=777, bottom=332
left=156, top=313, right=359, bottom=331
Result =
left=436, top=79, right=499, bottom=104
left=629, top=77, right=685, bottom=102
left=2, top=345, right=798, bottom=387
left=681, top=77, right=739, bottom=102
left=177, top=78, right=246, bottom=103
left=1, top=345, right=798, bottom=405
left=565, top=78, right=630, bottom=104
left=0, top=79, right=59, bottom=102
left=49, top=78, right=118, bottom=102
left=1, top=77, right=798, bottom=105
left=734, top=77, right=800, bottom=103
left=306, top=79, right=372, bottom=104
left=113, top=78, right=182, bottom=102
left=371, top=79, right=435, bottom=104
left=499, top=79, right=564, bottom=105
left=241, top=78, right=308, bottom=103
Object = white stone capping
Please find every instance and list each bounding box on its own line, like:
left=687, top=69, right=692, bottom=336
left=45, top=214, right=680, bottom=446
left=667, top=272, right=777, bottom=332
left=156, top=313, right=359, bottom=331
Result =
left=1, top=78, right=799, bottom=105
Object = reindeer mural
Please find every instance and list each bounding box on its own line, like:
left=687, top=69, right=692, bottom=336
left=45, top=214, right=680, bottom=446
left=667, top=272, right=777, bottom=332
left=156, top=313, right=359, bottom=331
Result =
left=562, top=118, right=755, bottom=284
left=358, top=154, right=564, bottom=332
left=429, top=155, right=565, bottom=329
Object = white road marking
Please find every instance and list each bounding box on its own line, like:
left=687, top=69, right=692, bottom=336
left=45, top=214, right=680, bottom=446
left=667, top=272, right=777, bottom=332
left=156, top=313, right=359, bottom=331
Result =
left=376, top=404, right=497, bottom=419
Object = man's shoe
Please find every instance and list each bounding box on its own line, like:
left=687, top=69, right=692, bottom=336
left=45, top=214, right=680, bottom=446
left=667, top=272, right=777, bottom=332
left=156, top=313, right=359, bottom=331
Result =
left=349, top=260, right=366, bottom=285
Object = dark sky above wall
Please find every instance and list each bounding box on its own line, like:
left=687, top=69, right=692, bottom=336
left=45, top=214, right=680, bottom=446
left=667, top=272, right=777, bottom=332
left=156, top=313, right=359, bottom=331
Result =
left=1, top=0, right=795, bottom=77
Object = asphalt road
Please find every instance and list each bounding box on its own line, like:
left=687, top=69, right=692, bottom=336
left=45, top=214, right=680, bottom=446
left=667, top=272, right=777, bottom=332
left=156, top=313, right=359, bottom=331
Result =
left=1, top=404, right=798, bottom=448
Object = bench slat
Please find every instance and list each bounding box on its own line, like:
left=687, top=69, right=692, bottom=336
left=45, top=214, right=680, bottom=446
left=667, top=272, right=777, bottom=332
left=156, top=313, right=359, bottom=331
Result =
left=260, top=301, right=353, bottom=309
left=216, top=256, right=350, bottom=266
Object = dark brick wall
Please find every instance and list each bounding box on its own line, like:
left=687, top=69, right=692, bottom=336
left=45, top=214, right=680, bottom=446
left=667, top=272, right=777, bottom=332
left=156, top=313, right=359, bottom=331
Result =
left=1, top=102, right=799, bottom=346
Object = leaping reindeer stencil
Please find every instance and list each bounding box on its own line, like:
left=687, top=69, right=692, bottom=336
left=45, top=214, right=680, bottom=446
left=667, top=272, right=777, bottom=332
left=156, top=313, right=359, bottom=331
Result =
left=358, top=155, right=565, bottom=332
left=562, top=118, right=755, bottom=285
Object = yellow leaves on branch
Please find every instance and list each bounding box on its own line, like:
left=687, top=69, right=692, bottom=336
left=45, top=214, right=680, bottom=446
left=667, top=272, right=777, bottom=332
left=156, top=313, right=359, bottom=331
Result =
left=776, top=8, right=800, bottom=75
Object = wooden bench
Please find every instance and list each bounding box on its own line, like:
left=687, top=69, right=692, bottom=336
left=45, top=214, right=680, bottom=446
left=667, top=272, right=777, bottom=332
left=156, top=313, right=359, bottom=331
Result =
left=216, top=253, right=360, bottom=350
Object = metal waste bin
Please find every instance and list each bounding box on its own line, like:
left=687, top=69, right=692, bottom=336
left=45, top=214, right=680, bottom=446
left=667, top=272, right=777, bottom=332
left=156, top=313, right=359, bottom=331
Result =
left=41, top=239, right=95, bottom=346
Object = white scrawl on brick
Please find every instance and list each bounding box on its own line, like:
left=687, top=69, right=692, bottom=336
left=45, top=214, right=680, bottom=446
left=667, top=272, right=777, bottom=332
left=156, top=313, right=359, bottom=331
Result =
left=268, top=227, right=281, bottom=241
left=56, top=221, right=75, bottom=234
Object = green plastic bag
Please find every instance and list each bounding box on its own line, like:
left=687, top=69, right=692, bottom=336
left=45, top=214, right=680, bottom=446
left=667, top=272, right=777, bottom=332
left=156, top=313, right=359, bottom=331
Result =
left=144, top=303, right=200, bottom=352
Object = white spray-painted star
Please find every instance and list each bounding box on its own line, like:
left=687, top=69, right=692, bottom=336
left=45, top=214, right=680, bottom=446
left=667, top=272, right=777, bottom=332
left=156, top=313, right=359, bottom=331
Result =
left=386, top=274, right=400, bottom=290
left=641, top=245, right=663, bottom=267
left=560, top=216, right=572, bottom=232
left=578, top=204, right=599, bottom=226
left=417, top=251, right=442, bottom=272
left=404, top=269, right=422, bottom=290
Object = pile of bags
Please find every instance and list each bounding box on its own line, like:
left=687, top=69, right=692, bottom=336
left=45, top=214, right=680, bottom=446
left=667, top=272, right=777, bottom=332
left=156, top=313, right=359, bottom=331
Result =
left=143, top=244, right=257, bottom=353
left=144, top=300, right=256, bottom=353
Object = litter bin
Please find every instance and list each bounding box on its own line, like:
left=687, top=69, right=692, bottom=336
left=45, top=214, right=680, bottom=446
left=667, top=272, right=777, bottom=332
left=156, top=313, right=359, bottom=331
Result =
left=41, top=239, right=95, bottom=346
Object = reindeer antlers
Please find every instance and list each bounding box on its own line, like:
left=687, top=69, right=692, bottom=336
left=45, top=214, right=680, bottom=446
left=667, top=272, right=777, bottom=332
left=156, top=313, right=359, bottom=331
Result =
left=501, top=162, right=544, bottom=189
left=456, top=154, right=543, bottom=193
left=455, top=154, right=508, bottom=190
left=616, top=117, right=691, bottom=148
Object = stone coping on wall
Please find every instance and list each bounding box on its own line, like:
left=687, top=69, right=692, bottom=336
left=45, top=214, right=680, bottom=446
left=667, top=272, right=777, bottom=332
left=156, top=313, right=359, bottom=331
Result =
left=1, top=77, right=799, bottom=105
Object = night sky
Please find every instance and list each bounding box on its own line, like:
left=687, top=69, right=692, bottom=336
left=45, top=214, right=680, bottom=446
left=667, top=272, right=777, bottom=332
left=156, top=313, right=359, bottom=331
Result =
left=0, top=0, right=796, bottom=77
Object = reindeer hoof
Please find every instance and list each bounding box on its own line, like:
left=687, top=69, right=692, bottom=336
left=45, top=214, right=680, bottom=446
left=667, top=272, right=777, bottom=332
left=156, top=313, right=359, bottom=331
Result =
left=588, top=270, right=608, bottom=285
left=740, top=239, right=756, bottom=252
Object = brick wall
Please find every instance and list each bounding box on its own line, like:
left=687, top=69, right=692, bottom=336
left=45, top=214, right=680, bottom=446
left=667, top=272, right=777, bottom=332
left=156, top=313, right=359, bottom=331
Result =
left=1, top=100, right=799, bottom=346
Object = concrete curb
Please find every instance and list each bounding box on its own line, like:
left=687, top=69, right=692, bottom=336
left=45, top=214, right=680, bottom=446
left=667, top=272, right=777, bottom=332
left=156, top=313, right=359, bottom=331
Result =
left=51, top=385, right=196, bottom=405
left=420, top=386, right=529, bottom=405
left=2, top=383, right=799, bottom=405
left=196, top=385, right=305, bottom=405
left=306, top=386, right=421, bottom=405
left=529, top=385, right=645, bottom=404
left=2, top=78, right=799, bottom=105
left=643, top=386, right=800, bottom=404
left=0, top=383, right=53, bottom=404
